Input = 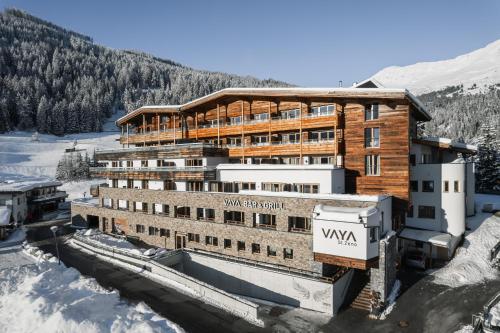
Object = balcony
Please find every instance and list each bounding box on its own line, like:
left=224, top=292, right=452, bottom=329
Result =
left=90, top=166, right=217, bottom=181
left=28, top=191, right=68, bottom=203
left=96, top=143, right=227, bottom=160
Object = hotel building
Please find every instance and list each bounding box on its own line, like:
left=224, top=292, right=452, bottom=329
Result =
left=72, top=82, right=475, bottom=312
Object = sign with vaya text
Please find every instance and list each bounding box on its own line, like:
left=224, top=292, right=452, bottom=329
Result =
left=224, top=198, right=284, bottom=210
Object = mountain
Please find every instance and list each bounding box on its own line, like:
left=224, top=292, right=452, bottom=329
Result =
left=0, top=9, right=290, bottom=135
left=371, top=39, right=500, bottom=95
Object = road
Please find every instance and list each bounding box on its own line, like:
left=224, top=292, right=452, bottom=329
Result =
left=25, top=221, right=500, bottom=333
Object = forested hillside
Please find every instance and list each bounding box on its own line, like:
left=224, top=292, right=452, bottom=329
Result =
left=0, top=9, right=289, bottom=134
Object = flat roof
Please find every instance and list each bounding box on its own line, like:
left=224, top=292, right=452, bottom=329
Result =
left=0, top=175, right=62, bottom=194
left=216, top=164, right=342, bottom=171
left=238, top=190, right=389, bottom=202
left=399, top=227, right=458, bottom=248
left=413, top=137, right=477, bottom=155
left=117, top=87, right=432, bottom=125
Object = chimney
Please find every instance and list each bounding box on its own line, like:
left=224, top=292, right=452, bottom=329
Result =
left=338, top=80, right=343, bottom=87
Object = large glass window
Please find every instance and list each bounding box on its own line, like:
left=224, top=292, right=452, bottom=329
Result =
left=418, top=205, right=435, bottom=219
left=310, top=104, right=334, bottom=117
left=229, top=116, right=242, bottom=125
left=253, top=213, right=276, bottom=229
left=281, top=132, right=300, bottom=144
left=288, top=216, right=311, bottom=233
left=175, top=206, right=190, bottom=218
left=309, top=130, right=334, bottom=142
left=422, top=181, right=434, bottom=192
left=252, top=135, right=269, bottom=146
left=253, top=113, right=269, bottom=122
left=197, top=208, right=215, bottom=221
left=280, top=109, right=300, bottom=120
left=224, top=211, right=244, bottom=224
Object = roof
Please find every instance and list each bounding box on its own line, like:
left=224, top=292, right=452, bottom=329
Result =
left=0, top=176, right=62, bottom=193
left=216, top=164, right=342, bottom=171
left=413, top=137, right=477, bottom=155
left=313, top=204, right=378, bottom=223
left=117, top=87, right=432, bottom=125
left=353, top=78, right=385, bottom=89
left=399, top=227, right=458, bottom=248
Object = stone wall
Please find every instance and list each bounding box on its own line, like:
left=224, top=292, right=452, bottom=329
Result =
left=369, top=231, right=398, bottom=313
left=72, top=187, right=377, bottom=272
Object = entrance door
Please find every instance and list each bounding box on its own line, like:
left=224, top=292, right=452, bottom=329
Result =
left=175, top=234, right=186, bottom=249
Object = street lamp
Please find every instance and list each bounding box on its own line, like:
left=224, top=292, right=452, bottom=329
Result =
left=50, top=225, right=60, bottom=265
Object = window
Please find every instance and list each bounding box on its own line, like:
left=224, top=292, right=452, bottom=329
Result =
left=262, top=182, right=286, bottom=192
left=229, top=116, right=242, bottom=125
left=135, top=202, right=148, bottom=213
left=443, top=181, right=449, bottom=193
left=148, top=226, right=159, bottom=236
left=422, top=181, right=434, bottom=192
left=311, top=156, right=335, bottom=165
left=175, top=206, right=190, bottom=218
left=126, top=161, right=133, bottom=168
left=224, top=211, right=244, bottom=225
left=227, top=137, right=242, bottom=147
left=288, top=216, right=311, bottom=232
left=310, top=104, right=334, bottom=117
left=410, top=181, right=418, bottom=192
left=252, top=135, right=269, bottom=146
left=153, top=204, right=169, bottom=215
left=118, top=200, right=128, bottom=210
left=280, top=108, right=300, bottom=120
left=136, top=224, right=145, bottom=233
left=283, top=248, right=293, bottom=259
left=365, top=103, right=379, bottom=121
left=253, top=113, right=269, bottom=122
left=160, top=228, right=170, bottom=237
left=369, top=227, right=378, bottom=243
left=454, top=181, right=460, bottom=193
left=409, top=154, right=416, bottom=166
left=237, top=241, right=246, bottom=251
left=224, top=239, right=232, bottom=249
left=127, top=180, right=134, bottom=188
left=291, top=183, right=319, bottom=194
left=141, top=160, right=148, bottom=167
left=197, top=208, right=215, bottom=221
left=141, top=180, right=149, bottom=189
left=418, top=205, right=435, bottom=219
left=112, top=161, right=119, bottom=168
left=281, top=157, right=301, bottom=165
left=281, top=132, right=300, bottom=144
left=251, top=243, right=260, bottom=254
left=186, top=159, right=203, bottom=167
left=187, top=181, right=204, bottom=192
left=112, top=179, right=118, bottom=188
left=205, top=236, right=218, bottom=246
left=103, top=198, right=113, bottom=208
left=267, top=246, right=277, bottom=257
left=253, top=213, right=276, bottom=229
left=309, top=130, right=334, bottom=142
left=164, top=181, right=176, bottom=191
left=188, top=233, right=200, bottom=243
left=157, top=160, right=175, bottom=167
left=364, top=127, right=380, bottom=148
left=365, top=155, right=380, bottom=176
left=421, top=154, right=432, bottom=164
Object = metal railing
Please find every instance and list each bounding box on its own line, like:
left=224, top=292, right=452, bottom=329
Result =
left=90, top=166, right=216, bottom=173
left=95, top=142, right=219, bottom=154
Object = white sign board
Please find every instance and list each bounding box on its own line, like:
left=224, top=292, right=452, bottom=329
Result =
left=313, top=219, right=370, bottom=260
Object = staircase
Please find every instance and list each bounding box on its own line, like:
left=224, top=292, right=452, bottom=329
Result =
left=350, top=282, right=372, bottom=311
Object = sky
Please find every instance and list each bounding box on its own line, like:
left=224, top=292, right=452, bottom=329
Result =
left=1, top=0, right=499, bottom=86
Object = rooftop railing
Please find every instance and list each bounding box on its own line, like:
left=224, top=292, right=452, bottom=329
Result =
left=90, top=166, right=216, bottom=173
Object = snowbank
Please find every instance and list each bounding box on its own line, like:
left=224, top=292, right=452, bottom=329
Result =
left=487, top=300, right=500, bottom=327
left=430, top=194, right=500, bottom=287
left=0, top=244, right=183, bottom=333
left=378, top=280, right=401, bottom=320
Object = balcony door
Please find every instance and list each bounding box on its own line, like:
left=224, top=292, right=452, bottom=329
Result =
left=175, top=233, right=186, bottom=249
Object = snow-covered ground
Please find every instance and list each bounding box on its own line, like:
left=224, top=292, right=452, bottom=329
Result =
left=0, top=111, right=123, bottom=199
left=430, top=194, right=500, bottom=288
left=487, top=300, right=500, bottom=327
left=371, top=39, right=500, bottom=95
left=0, top=244, right=183, bottom=333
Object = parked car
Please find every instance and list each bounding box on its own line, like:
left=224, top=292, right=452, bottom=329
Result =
left=406, top=251, right=427, bottom=269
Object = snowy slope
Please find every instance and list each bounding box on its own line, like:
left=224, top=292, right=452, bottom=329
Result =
left=371, top=39, right=500, bottom=95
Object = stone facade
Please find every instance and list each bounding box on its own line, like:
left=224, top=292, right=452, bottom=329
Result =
left=369, top=231, right=398, bottom=312
left=72, top=187, right=378, bottom=273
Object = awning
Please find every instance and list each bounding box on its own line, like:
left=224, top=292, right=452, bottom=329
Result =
left=399, top=228, right=457, bottom=248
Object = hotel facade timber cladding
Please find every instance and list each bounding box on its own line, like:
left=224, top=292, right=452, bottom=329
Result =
left=73, top=84, right=475, bottom=279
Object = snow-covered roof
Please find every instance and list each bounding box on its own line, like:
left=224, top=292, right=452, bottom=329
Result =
left=353, top=78, right=385, bottom=88
left=399, top=227, right=458, bottom=248
left=313, top=204, right=377, bottom=223
left=117, top=86, right=432, bottom=125
left=0, top=207, right=12, bottom=226
left=0, top=176, right=62, bottom=193
left=413, top=137, right=477, bottom=154
left=238, top=190, right=389, bottom=202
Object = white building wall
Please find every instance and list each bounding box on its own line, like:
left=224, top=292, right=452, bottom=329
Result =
left=133, top=180, right=142, bottom=189
left=149, top=181, right=164, bottom=190
left=217, top=165, right=344, bottom=194
left=175, top=182, right=186, bottom=191
left=408, top=163, right=467, bottom=236
left=118, top=180, right=128, bottom=188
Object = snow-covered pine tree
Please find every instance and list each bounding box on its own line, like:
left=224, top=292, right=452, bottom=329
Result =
left=475, top=122, right=500, bottom=193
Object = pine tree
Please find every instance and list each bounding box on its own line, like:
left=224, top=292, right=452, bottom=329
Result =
left=475, top=123, right=500, bottom=193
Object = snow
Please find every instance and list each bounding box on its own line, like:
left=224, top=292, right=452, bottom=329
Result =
left=0, top=244, right=183, bottom=333
left=371, top=39, right=500, bottom=95
left=454, top=325, right=473, bottom=333
left=378, top=279, right=401, bottom=320
left=487, top=300, right=500, bottom=327
left=0, top=228, right=26, bottom=248
left=429, top=194, right=500, bottom=287
left=399, top=228, right=455, bottom=248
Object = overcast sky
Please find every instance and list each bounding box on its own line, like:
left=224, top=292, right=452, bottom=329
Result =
left=1, top=0, right=499, bottom=86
